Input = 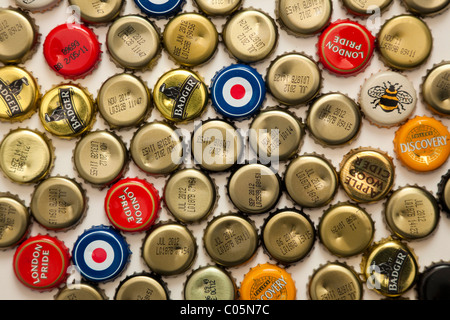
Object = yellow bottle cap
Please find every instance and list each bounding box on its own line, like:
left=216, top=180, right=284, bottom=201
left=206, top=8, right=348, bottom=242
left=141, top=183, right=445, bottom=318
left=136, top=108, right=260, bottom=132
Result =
left=394, top=116, right=450, bottom=172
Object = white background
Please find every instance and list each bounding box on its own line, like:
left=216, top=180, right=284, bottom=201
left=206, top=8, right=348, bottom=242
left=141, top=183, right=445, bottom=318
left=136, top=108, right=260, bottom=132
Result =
left=0, top=0, right=449, bottom=300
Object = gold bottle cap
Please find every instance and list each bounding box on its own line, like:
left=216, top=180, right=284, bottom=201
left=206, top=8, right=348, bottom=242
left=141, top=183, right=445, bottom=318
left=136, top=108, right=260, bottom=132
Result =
left=203, top=213, right=258, bottom=267
left=55, top=283, right=106, bottom=300
left=422, top=61, right=450, bottom=116
left=306, top=93, right=361, bottom=147
left=249, top=108, right=305, bottom=162
left=39, top=83, right=96, bottom=139
left=361, top=237, right=418, bottom=297
left=0, top=194, right=30, bottom=249
left=377, top=15, right=432, bottom=70
left=107, top=15, right=161, bottom=70
left=284, top=154, right=338, bottom=208
left=266, top=52, right=322, bottom=106
left=262, top=209, right=315, bottom=264
left=384, top=186, right=440, bottom=240
left=339, top=148, right=395, bottom=203
left=163, top=168, right=217, bottom=223
left=227, top=163, right=281, bottom=214
left=153, top=68, right=208, bottom=122
left=115, top=274, right=169, bottom=300
left=130, top=121, right=183, bottom=175
left=0, top=65, right=40, bottom=122
left=318, top=202, right=374, bottom=257
left=30, top=176, right=86, bottom=231
left=68, top=0, right=124, bottom=24
left=342, top=0, right=393, bottom=16
left=73, top=130, right=128, bottom=187
left=0, top=8, right=38, bottom=64
left=276, top=0, right=332, bottom=36
left=191, top=119, right=243, bottom=172
left=163, top=13, right=218, bottom=67
left=15, top=0, right=61, bottom=13
left=142, top=222, right=197, bottom=276
left=0, top=128, right=54, bottom=184
left=308, top=262, right=363, bottom=300
left=222, top=9, right=278, bottom=63
left=97, top=73, right=152, bottom=129
left=194, top=0, right=242, bottom=15
left=184, top=265, right=237, bottom=300
left=401, top=0, right=450, bottom=16
left=438, top=170, right=450, bottom=216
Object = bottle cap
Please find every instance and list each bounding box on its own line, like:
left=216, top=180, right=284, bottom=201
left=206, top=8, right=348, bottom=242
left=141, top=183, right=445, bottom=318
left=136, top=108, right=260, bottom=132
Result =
left=191, top=119, right=243, bottom=172
left=15, top=0, right=61, bottom=13
left=393, top=116, right=450, bottom=172
left=0, top=8, right=38, bottom=64
left=339, top=147, right=395, bottom=203
left=194, top=0, right=242, bottom=15
left=222, top=9, right=278, bottom=63
left=68, top=0, right=124, bottom=24
left=129, top=121, right=183, bottom=175
left=55, top=283, right=107, bottom=300
left=0, top=128, right=54, bottom=184
left=276, top=0, right=332, bottom=37
left=106, top=15, right=161, bottom=71
left=306, top=93, right=361, bottom=146
left=142, top=222, right=197, bottom=276
left=401, top=0, right=450, bottom=16
left=0, top=65, right=40, bottom=122
left=72, top=225, right=131, bottom=282
left=73, top=130, right=128, bottom=188
left=342, top=0, right=392, bottom=16
left=284, top=154, right=338, bottom=208
left=261, top=209, right=315, bottom=265
left=184, top=265, right=237, bottom=300
left=416, top=262, right=450, bottom=300
left=317, top=19, right=375, bottom=76
left=39, top=83, right=96, bottom=139
left=308, top=261, right=363, bottom=300
left=239, top=263, right=296, bottom=300
left=377, top=15, right=432, bottom=70
left=105, top=177, right=161, bottom=232
left=384, top=186, right=440, bottom=240
left=97, top=73, right=152, bottom=129
left=227, top=163, right=281, bottom=215
left=361, top=237, right=418, bottom=297
left=0, top=194, right=30, bottom=249
left=163, top=13, right=218, bottom=67
left=210, top=64, right=266, bottom=120
left=163, top=168, right=217, bottom=223
left=249, top=108, right=304, bottom=162
left=115, top=273, right=169, bottom=300
left=43, top=23, right=101, bottom=79
left=360, top=71, right=417, bottom=128
left=30, top=176, right=87, bottom=231
left=133, top=0, right=185, bottom=19
left=265, top=52, right=322, bottom=106
left=318, top=202, right=374, bottom=257
left=203, top=213, right=258, bottom=268
left=13, top=234, right=70, bottom=290
left=421, top=61, right=450, bottom=116
left=438, top=170, right=450, bottom=216
left=153, top=68, right=208, bottom=122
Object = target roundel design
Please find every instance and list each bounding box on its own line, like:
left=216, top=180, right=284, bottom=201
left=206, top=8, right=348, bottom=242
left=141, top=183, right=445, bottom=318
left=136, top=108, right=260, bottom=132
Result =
left=211, top=64, right=266, bottom=119
left=72, top=225, right=131, bottom=282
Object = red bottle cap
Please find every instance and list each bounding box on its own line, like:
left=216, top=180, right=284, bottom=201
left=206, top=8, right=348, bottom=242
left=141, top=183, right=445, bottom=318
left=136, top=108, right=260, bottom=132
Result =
left=317, top=20, right=375, bottom=76
left=105, top=178, right=161, bottom=232
left=13, top=235, right=71, bottom=291
left=43, top=23, right=101, bottom=79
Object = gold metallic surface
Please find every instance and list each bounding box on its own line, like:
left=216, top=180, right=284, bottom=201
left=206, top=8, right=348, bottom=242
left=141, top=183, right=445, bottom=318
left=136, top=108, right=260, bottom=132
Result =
left=55, top=283, right=105, bottom=300
left=194, top=0, right=242, bottom=15
left=184, top=266, right=237, bottom=300
left=342, top=0, right=393, bottom=15
left=115, top=275, right=168, bottom=300
left=68, top=0, right=124, bottom=24
left=0, top=194, right=29, bottom=248
left=402, top=0, right=450, bottom=16
left=422, top=62, right=450, bottom=116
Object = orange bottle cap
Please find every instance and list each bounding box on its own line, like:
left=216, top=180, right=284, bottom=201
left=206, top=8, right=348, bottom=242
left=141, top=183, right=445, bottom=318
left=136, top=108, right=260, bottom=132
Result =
left=394, top=116, right=450, bottom=172
left=239, top=263, right=296, bottom=300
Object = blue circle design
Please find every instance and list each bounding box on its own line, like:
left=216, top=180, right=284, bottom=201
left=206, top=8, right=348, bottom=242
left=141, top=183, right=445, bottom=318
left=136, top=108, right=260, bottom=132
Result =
left=210, top=64, right=266, bottom=120
left=72, top=225, right=131, bottom=282
left=133, top=0, right=185, bottom=18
